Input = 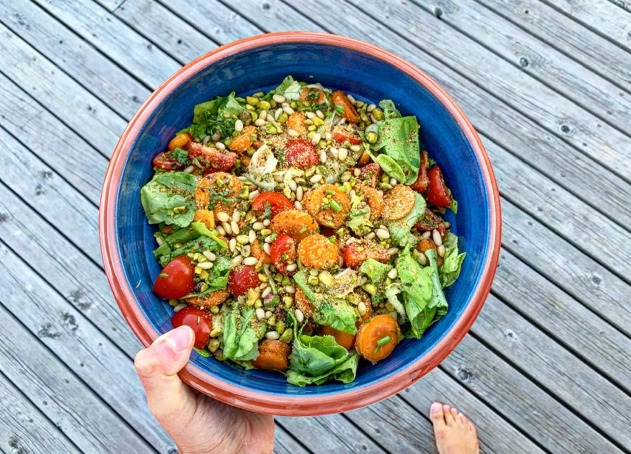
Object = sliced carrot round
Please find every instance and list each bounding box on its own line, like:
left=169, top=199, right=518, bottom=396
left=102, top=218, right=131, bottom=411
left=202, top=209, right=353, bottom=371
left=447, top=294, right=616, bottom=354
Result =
left=320, top=325, right=355, bottom=350
left=381, top=185, right=416, bottom=221
left=252, top=339, right=291, bottom=372
left=251, top=240, right=272, bottom=265
left=270, top=210, right=318, bottom=243
left=228, top=125, right=257, bottom=152
left=194, top=172, right=243, bottom=214
left=297, top=234, right=340, bottom=269
left=286, top=112, right=307, bottom=136
left=355, top=315, right=401, bottom=363
left=358, top=185, right=384, bottom=221
left=303, top=184, right=351, bottom=229
left=331, top=90, right=360, bottom=124
left=193, top=209, right=215, bottom=230
left=186, top=290, right=230, bottom=308
left=295, top=287, right=314, bottom=318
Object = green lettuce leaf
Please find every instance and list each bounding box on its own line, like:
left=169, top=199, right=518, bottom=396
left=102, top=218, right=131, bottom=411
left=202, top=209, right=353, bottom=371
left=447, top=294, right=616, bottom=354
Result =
left=372, top=116, right=420, bottom=184
left=287, top=353, right=359, bottom=386
left=191, top=221, right=228, bottom=249
left=440, top=232, right=466, bottom=288
left=222, top=308, right=265, bottom=362
left=387, top=193, right=426, bottom=247
left=379, top=99, right=401, bottom=119
left=140, top=172, right=197, bottom=228
left=359, top=259, right=392, bottom=286
left=189, top=92, right=244, bottom=139
left=396, top=248, right=434, bottom=338
left=273, top=75, right=302, bottom=100
left=422, top=249, right=449, bottom=328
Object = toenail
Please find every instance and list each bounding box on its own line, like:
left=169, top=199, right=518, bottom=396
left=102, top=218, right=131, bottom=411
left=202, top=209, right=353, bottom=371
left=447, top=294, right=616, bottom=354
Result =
left=430, top=402, right=443, bottom=414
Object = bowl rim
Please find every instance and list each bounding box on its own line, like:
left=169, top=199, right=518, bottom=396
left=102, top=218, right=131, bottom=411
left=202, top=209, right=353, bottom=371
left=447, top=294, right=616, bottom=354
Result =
left=99, top=31, right=501, bottom=416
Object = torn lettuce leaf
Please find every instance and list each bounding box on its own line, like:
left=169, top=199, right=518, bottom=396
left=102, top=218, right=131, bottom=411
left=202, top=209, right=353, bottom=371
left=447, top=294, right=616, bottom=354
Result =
left=359, top=259, right=392, bottom=286
left=372, top=116, right=420, bottom=184
left=439, top=232, right=466, bottom=288
left=396, top=248, right=434, bottom=338
left=187, top=91, right=245, bottom=139
left=191, top=221, right=228, bottom=249
left=273, top=75, right=302, bottom=100
left=379, top=99, right=402, bottom=119
left=140, top=172, right=197, bottom=228
left=387, top=193, right=426, bottom=247
left=222, top=307, right=266, bottom=362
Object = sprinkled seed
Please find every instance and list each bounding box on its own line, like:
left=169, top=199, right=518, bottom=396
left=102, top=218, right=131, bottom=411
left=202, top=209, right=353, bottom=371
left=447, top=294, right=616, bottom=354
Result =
left=437, top=244, right=446, bottom=257
left=253, top=222, right=265, bottom=230
left=235, top=119, right=244, bottom=132
left=417, top=251, right=428, bottom=265
left=283, top=105, right=295, bottom=115
left=216, top=212, right=230, bottom=222
left=198, top=261, right=213, bottom=270
left=231, top=221, right=240, bottom=234
left=358, top=301, right=367, bottom=316
left=203, top=250, right=216, bottom=261
left=316, top=110, right=324, bottom=119
left=265, top=310, right=273, bottom=319
left=311, top=133, right=321, bottom=145
left=243, top=256, right=258, bottom=266
left=330, top=147, right=339, bottom=158
left=306, top=112, right=316, bottom=119
left=263, top=243, right=272, bottom=255
left=261, top=286, right=272, bottom=299
left=215, top=142, right=226, bottom=150
left=310, top=174, right=323, bottom=183
left=365, top=232, right=376, bottom=240
left=229, top=238, right=237, bottom=252
left=202, top=135, right=211, bottom=145
left=256, top=308, right=265, bottom=320
left=231, top=255, right=243, bottom=266
left=338, top=148, right=348, bottom=161
left=183, top=165, right=195, bottom=173
left=263, top=219, right=271, bottom=226
left=254, top=118, right=266, bottom=127
left=232, top=211, right=240, bottom=222
left=354, top=168, right=361, bottom=177
left=389, top=178, right=397, bottom=186
left=286, top=263, right=298, bottom=273
left=387, top=247, right=399, bottom=255
left=288, top=128, right=299, bottom=137
left=367, top=103, right=376, bottom=112
left=216, top=225, right=226, bottom=235
left=273, top=94, right=286, bottom=103
left=249, top=190, right=260, bottom=200
left=264, top=235, right=274, bottom=244
left=295, top=308, right=305, bottom=323
left=346, top=94, right=356, bottom=104
left=294, top=201, right=303, bottom=210
left=376, top=228, right=390, bottom=240
left=296, top=186, right=304, bottom=201
left=259, top=110, right=268, bottom=121
left=265, top=331, right=280, bottom=340
left=433, top=230, right=443, bottom=246
left=284, top=285, right=296, bottom=294
left=156, top=237, right=164, bottom=246
left=422, top=231, right=431, bottom=239
left=388, top=268, right=398, bottom=279
left=288, top=180, right=298, bottom=192
left=173, top=303, right=188, bottom=312
left=350, top=144, right=361, bottom=152
left=223, top=221, right=233, bottom=235
left=249, top=230, right=257, bottom=243
left=212, top=132, right=222, bottom=141
left=320, top=150, right=327, bottom=163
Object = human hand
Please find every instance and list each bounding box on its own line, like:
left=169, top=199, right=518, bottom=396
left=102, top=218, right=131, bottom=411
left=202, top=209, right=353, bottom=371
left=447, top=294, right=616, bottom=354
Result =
left=134, top=325, right=275, bottom=453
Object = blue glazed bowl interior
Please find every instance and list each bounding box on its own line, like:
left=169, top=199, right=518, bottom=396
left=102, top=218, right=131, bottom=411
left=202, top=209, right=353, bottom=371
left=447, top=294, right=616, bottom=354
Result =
left=116, top=42, right=490, bottom=398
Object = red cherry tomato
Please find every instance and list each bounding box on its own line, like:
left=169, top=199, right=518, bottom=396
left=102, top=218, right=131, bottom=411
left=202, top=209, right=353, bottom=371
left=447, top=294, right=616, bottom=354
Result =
left=187, top=142, right=237, bottom=173
left=358, top=163, right=382, bottom=187
left=153, top=256, right=195, bottom=299
left=410, top=151, right=429, bottom=193
left=227, top=265, right=261, bottom=296
left=171, top=306, right=212, bottom=349
left=343, top=241, right=390, bottom=269
left=251, top=192, right=294, bottom=218
left=332, top=130, right=362, bottom=146
left=426, top=166, right=453, bottom=207
left=269, top=233, right=297, bottom=275
left=152, top=151, right=182, bottom=171
left=285, top=139, right=319, bottom=168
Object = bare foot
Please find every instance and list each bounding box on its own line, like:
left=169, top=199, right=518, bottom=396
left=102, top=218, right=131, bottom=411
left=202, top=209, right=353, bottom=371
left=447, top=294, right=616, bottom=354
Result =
left=429, top=402, right=480, bottom=454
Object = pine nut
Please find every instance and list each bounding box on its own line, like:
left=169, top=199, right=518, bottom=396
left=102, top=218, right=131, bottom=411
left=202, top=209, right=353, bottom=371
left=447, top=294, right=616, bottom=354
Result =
left=243, top=257, right=258, bottom=266
left=216, top=212, right=230, bottom=222
left=231, top=221, right=240, bottom=235
left=229, top=238, right=237, bottom=252
left=265, top=331, right=280, bottom=340
left=294, top=309, right=305, bottom=323
left=249, top=230, right=256, bottom=243
left=273, top=94, right=286, bottom=103
left=235, top=119, right=244, bottom=132
left=288, top=128, right=299, bottom=137
left=433, top=230, right=443, bottom=246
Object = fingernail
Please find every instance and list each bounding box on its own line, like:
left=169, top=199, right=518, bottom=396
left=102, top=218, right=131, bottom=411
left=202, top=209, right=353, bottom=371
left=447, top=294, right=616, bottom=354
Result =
left=165, top=326, right=193, bottom=352
left=430, top=402, right=442, bottom=414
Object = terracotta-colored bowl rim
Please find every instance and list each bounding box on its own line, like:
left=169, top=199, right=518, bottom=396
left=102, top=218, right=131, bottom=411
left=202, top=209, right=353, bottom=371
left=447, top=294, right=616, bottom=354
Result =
left=100, top=31, right=501, bottom=416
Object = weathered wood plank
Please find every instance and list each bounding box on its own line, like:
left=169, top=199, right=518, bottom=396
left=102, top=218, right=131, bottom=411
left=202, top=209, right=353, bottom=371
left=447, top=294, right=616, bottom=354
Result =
left=494, top=249, right=631, bottom=392
left=0, top=182, right=141, bottom=356
left=0, top=296, right=154, bottom=453
left=340, top=0, right=631, bottom=179
left=231, top=0, right=631, bottom=231
left=0, top=372, right=80, bottom=454
left=0, top=241, right=175, bottom=452
left=442, top=335, right=621, bottom=453
left=476, top=0, right=631, bottom=91
left=273, top=424, right=311, bottom=454
left=32, top=0, right=180, bottom=88
left=0, top=74, right=107, bottom=205
left=475, top=294, right=631, bottom=449
left=0, top=130, right=100, bottom=262
left=278, top=414, right=386, bottom=453
left=500, top=199, right=631, bottom=337
left=0, top=22, right=124, bottom=156
left=401, top=369, right=545, bottom=454
left=115, top=0, right=214, bottom=64
left=1, top=0, right=146, bottom=119
left=413, top=0, right=631, bottom=135
left=540, top=0, right=631, bottom=51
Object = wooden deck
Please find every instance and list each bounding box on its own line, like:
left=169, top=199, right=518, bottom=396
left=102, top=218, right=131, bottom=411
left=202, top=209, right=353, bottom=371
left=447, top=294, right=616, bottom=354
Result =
left=1, top=0, right=630, bottom=452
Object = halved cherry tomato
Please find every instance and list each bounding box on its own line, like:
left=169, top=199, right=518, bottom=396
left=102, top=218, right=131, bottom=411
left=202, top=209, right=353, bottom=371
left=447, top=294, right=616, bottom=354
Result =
left=284, top=139, right=319, bottom=168
left=187, top=142, right=237, bottom=173
left=343, top=240, right=390, bottom=269
left=171, top=306, right=212, bottom=349
left=426, top=166, right=453, bottom=207
left=300, top=87, right=326, bottom=104
left=269, top=233, right=297, bottom=275
left=251, top=192, right=294, bottom=218
left=410, top=151, right=429, bottom=193
left=332, top=130, right=362, bottom=145
left=152, top=151, right=183, bottom=171
left=227, top=265, right=261, bottom=296
left=358, top=163, right=382, bottom=187
left=332, top=90, right=360, bottom=124
left=153, top=256, right=195, bottom=299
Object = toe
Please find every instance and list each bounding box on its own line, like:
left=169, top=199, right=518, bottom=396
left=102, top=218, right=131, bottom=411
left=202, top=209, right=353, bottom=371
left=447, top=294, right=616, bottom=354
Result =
left=443, top=404, right=455, bottom=424
left=429, top=402, right=446, bottom=428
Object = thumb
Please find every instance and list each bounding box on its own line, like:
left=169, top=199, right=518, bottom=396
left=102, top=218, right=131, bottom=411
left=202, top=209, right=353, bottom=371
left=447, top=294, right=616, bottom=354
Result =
left=134, top=325, right=197, bottom=425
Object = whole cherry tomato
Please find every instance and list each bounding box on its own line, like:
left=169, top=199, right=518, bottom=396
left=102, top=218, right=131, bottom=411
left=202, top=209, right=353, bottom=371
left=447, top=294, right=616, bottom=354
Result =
left=153, top=256, right=195, bottom=299
left=252, top=192, right=294, bottom=218
left=227, top=265, right=261, bottom=296
left=426, top=166, right=453, bottom=207
left=171, top=306, right=212, bottom=349
left=284, top=139, right=319, bottom=168
left=269, top=233, right=297, bottom=275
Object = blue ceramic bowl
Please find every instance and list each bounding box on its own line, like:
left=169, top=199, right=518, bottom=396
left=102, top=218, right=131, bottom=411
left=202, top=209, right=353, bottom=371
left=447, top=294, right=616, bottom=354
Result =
left=100, top=32, right=501, bottom=415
